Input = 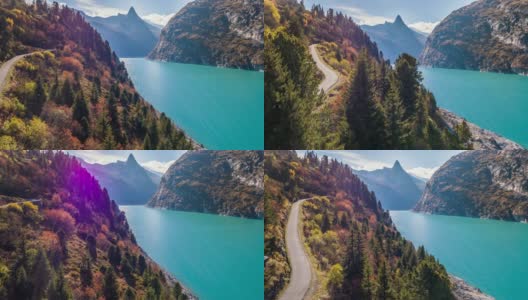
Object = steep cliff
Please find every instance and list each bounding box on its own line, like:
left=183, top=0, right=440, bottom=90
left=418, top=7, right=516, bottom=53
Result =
left=415, top=150, right=528, bottom=221
left=147, top=151, right=264, bottom=218
left=148, top=0, right=263, bottom=70
left=420, top=0, right=528, bottom=74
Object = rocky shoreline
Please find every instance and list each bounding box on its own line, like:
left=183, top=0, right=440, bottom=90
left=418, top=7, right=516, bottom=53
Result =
left=450, top=275, right=494, bottom=300
left=439, top=108, right=524, bottom=150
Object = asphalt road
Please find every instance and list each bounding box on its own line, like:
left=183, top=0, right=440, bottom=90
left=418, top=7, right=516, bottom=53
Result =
left=278, top=198, right=313, bottom=300
left=0, top=53, right=34, bottom=94
left=309, top=44, right=339, bottom=93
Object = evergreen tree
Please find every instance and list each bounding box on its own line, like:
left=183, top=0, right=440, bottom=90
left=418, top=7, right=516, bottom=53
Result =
left=72, top=91, right=90, bottom=142
left=377, top=261, right=390, bottom=300
left=60, top=79, right=75, bottom=106
left=29, top=77, right=47, bottom=116
left=394, top=54, right=422, bottom=118
left=361, top=256, right=374, bottom=299
left=345, top=50, right=386, bottom=148
left=103, top=268, right=119, bottom=300
left=385, top=74, right=405, bottom=148
left=30, top=248, right=52, bottom=300
left=79, top=255, right=92, bottom=287
left=124, top=287, right=135, bottom=300
left=12, top=265, right=31, bottom=300
left=138, top=255, right=147, bottom=274
left=173, top=282, right=183, bottom=299
left=47, top=268, right=72, bottom=300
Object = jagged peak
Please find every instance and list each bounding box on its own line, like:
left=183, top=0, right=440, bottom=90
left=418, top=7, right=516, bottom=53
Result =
left=127, top=6, right=139, bottom=18
left=394, top=14, right=405, bottom=26
left=393, top=160, right=404, bottom=171
left=126, top=153, right=139, bottom=165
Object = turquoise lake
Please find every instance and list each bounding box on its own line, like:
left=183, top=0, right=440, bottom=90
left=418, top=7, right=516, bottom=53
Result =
left=122, top=58, right=264, bottom=150
left=420, top=67, right=528, bottom=147
left=390, top=211, right=528, bottom=300
left=120, top=206, right=264, bottom=300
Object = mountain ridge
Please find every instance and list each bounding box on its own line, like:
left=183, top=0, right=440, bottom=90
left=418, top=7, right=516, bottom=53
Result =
left=355, top=160, right=424, bottom=210
left=83, top=6, right=160, bottom=57
left=80, top=154, right=160, bottom=205
left=361, top=15, right=426, bottom=62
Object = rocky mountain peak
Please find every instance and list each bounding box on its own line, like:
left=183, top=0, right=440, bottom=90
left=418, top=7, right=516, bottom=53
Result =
left=127, top=6, right=139, bottom=18
left=126, top=153, right=139, bottom=166
left=394, top=14, right=405, bottom=26
left=392, top=160, right=404, bottom=171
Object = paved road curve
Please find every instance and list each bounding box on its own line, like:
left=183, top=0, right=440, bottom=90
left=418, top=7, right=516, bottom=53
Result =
left=279, top=199, right=313, bottom=300
left=0, top=53, right=35, bottom=94
left=309, top=44, right=339, bottom=93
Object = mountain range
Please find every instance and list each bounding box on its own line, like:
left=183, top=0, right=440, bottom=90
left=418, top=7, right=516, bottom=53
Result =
left=420, top=0, right=528, bottom=74
left=361, top=15, right=427, bottom=63
left=148, top=150, right=264, bottom=218
left=415, top=150, right=528, bottom=222
left=83, top=7, right=160, bottom=57
left=80, top=154, right=161, bottom=205
left=148, top=0, right=263, bottom=70
left=355, top=160, right=425, bottom=210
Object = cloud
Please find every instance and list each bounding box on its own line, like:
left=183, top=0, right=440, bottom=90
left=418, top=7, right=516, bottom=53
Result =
left=66, top=150, right=125, bottom=165
left=141, top=160, right=175, bottom=174
left=335, top=6, right=391, bottom=25
left=305, top=151, right=392, bottom=171
left=142, top=13, right=175, bottom=26
left=72, top=0, right=125, bottom=17
left=407, top=167, right=438, bottom=179
left=408, top=21, right=439, bottom=34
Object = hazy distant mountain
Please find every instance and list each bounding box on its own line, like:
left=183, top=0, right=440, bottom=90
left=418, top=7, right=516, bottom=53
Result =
left=355, top=160, right=425, bottom=210
left=83, top=7, right=160, bottom=57
left=81, top=154, right=161, bottom=205
left=361, top=15, right=427, bottom=62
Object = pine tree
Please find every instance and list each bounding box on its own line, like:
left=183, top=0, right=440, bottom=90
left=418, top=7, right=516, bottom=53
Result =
left=385, top=74, right=405, bottom=148
left=345, top=50, right=386, bottom=149
left=79, top=255, right=92, bottom=287
left=377, top=261, right=390, bottom=300
left=394, top=54, right=422, bottom=118
left=30, top=248, right=52, bottom=300
left=29, top=77, right=47, bottom=116
left=138, top=255, right=147, bottom=274
left=47, top=268, right=72, bottom=300
left=173, top=282, right=182, bottom=299
left=72, top=91, right=90, bottom=142
left=60, top=79, right=75, bottom=106
left=103, top=268, right=119, bottom=300
left=12, top=265, right=31, bottom=300
left=361, top=256, right=374, bottom=299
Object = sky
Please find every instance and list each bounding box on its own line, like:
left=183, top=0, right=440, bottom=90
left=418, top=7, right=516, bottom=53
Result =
left=66, top=150, right=187, bottom=173
left=298, top=150, right=464, bottom=179
left=58, top=0, right=192, bottom=26
left=304, top=0, right=475, bottom=33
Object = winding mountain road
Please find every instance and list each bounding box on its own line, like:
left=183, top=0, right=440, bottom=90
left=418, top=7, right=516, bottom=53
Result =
left=0, top=53, right=35, bottom=94
left=279, top=198, right=315, bottom=300
left=309, top=44, right=339, bottom=93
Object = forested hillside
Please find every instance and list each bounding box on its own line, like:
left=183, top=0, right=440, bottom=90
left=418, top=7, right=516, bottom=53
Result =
left=264, top=0, right=472, bottom=149
left=264, top=151, right=454, bottom=299
left=0, top=0, right=196, bottom=150
left=0, top=151, right=191, bottom=299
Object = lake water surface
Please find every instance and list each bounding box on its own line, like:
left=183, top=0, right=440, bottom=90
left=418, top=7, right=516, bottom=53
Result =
left=420, top=67, right=528, bottom=147
left=122, top=58, right=263, bottom=150
left=390, top=210, right=528, bottom=300
left=120, top=206, right=264, bottom=300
